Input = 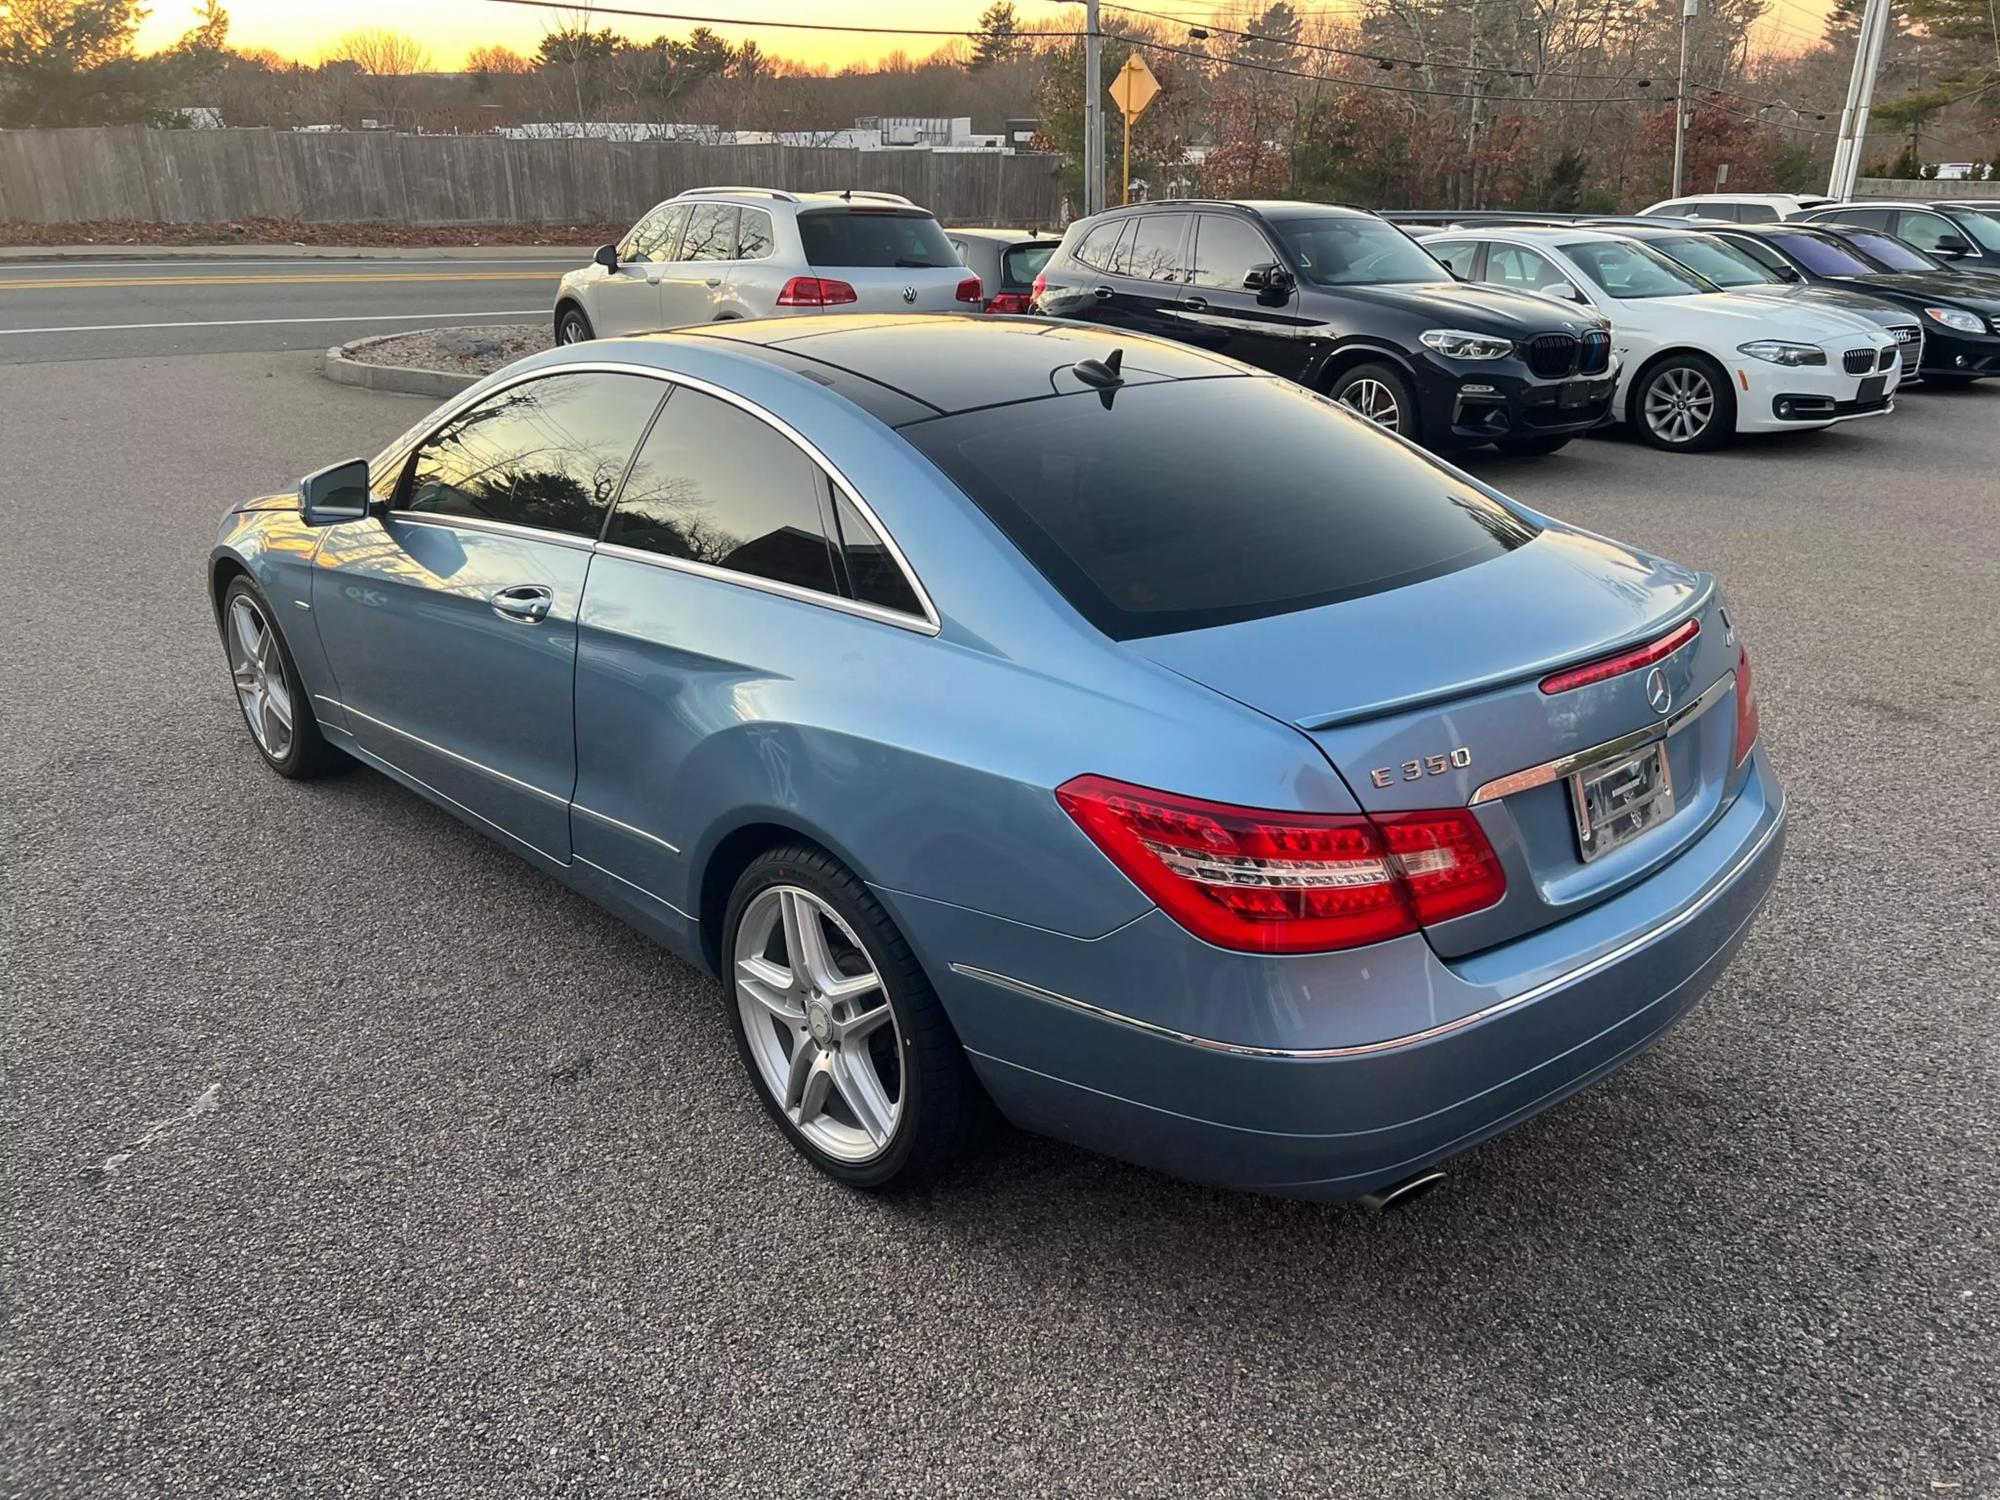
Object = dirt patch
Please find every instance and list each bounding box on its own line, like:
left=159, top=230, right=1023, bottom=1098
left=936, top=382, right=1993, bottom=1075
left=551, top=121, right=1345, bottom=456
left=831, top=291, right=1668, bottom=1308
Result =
left=347, top=324, right=553, bottom=378
left=0, top=218, right=622, bottom=248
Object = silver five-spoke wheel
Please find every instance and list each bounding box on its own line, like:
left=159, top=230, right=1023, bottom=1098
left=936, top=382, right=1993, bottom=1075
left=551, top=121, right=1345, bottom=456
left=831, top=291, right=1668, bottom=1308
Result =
left=733, top=885, right=903, bottom=1163
left=1642, top=365, right=1716, bottom=446
left=1338, top=378, right=1402, bottom=432
left=228, top=595, right=294, bottom=762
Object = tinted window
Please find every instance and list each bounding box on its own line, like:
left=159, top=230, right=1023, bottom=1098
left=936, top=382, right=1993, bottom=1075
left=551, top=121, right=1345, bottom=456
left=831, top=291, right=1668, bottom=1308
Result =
left=738, top=208, right=775, bottom=259
left=1485, top=244, right=1569, bottom=294
left=1892, top=212, right=1967, bottom=255
left=1836, top=228, right=1938, bottom=272
left=1941, top=209, right=2000, bottom=253
left=1188, top=215, right=1275, bottom=289
left=1426, top=238, right=1481, bottom=277
left=679, top=203, right=739, bottom=262
left=1825, top=207, right=1895, bottom=231
left=1119, top=213, right=1184, bottom=281
left=1560, top=239, right=1710, bottom=297
left=1653, top=234, right=1781, bottom=287
left=605, top=386, right=839, bottom=596
left=1001, top=241, right=1056, bottom=291
left=1650, top=202, right=1698, bottom=217
left=401, top=373, right=664, bottom=539
left=1269, top=216, right=1445, bottom=286
left=831, top=491, right=923, bottom=617
left=1074, top=219, right=1125, bottom=270
left=1689, top=202, right=1741, bottom=222
left=903, top=378, right=1538, bottom=641
left=798, top=210, right=957, bottom=269
left=1768, top=231, right=1875, bottom=276
left=1727, top=201, right=1780, bottom=223
left=1718, top=234, right=1794, bottom=274
left=622, top=205, right=685, bottom=263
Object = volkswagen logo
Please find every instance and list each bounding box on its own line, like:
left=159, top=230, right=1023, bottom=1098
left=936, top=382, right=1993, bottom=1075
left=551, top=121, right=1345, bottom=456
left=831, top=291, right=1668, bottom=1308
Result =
left=901, top=285, right=918, bottom=304
left=1644, top=667, right=1673, bottom=716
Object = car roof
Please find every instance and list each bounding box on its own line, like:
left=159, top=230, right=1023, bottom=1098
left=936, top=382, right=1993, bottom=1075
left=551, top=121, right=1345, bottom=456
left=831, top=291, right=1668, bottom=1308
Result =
left=649, top=314, right=1250, bottom=423
left=949, top=226, right=1056, bottom=243
left=1089, top=199, right=1373, bottom=221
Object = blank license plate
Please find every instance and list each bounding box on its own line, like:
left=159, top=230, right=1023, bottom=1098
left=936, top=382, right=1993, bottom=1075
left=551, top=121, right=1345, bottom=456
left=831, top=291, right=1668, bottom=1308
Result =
left=1560, top=379, right=1608, bottom=409
left=1569, top=739, right=1675, bottom=862
left=1858, top=375, right=1886, bottom=402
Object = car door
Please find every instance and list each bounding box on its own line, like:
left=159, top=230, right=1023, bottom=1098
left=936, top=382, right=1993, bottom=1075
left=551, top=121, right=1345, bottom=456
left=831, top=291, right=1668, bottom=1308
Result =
left=310, top=371, right=669, bottom=860
left=658, top=202, right=739, bottom=326
left=1050, top=217, right=1137, bottom=325
left=594, top=204, right=687, bottom=335
left=1089, top=211, right=1192, bottom=341
left=1166, top=211, right=1316, bottom=379
left=571, top=382, right=932, bottom=919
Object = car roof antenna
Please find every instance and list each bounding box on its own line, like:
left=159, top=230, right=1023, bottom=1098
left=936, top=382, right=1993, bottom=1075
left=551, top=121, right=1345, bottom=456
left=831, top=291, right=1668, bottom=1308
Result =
left=1073, top=348, right=1124, bottom=389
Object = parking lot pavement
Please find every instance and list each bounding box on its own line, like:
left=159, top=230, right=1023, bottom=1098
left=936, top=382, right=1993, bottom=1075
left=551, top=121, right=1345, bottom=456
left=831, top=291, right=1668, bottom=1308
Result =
left=2, top=350, right=1995, bottom=1499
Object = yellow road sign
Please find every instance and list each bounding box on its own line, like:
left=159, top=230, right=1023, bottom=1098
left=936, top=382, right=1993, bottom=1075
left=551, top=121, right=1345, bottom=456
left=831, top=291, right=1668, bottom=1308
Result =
left=1108, top=54, right=1160, bottom=121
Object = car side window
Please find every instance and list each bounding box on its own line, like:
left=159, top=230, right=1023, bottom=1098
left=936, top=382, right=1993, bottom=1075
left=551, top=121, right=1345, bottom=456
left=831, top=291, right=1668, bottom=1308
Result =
left=829, top=490, right=924, bottom=617
left=605, top=386, right=841, bottom=596
left=621, top=205, right=685, bottom=263
left=737, top=208, right=775, bottom=260
left=1075, top=220, right=1124, bottom=270
left=1728, top=201, right=1780, bottom=223
left=1721, top=235, right=1790, bottom=274
left=1485, top=244, right=1567, bottom=294
left=679, top=204, right=740, bottom=262
left=1654, top=201, right=1697, bottom=217
left=1188, top=214, right=1276, bottom=289
left=1894, top=211, right=1965, bottom=254
left=400, top=373, right=667, bottom=540
left=1125, top=214, right=1189, bottom=281
left=1426, top=238, right=1481, bottom=278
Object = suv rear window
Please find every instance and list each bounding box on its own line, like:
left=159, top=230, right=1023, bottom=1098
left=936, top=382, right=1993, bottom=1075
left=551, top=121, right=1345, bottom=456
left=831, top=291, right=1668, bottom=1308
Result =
left=1001, top=241, right=1056, bottom=291
left=902, top=378, right=1538, bottom=640
left=798, top=210, right=958, bottom=269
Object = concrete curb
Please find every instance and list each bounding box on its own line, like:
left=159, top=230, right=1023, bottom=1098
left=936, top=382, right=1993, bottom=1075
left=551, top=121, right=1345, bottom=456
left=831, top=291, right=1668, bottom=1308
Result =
left=321, top=333, right=480, bottom=399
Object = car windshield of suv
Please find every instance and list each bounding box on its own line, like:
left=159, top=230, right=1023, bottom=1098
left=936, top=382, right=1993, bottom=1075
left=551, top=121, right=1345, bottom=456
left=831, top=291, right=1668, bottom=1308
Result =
left=902, top=377, right=1539, bottom=640
left=1654, top=234, right=1782, bottom=287
left=1269, top=217, right=1446, bottom=286
left=1560, top=239, right=1713, bottom=297
left=1768, top=232, right=1876, bottom=276
left=798, top=209, right=958, bottom=269
left=1948, top=210, right=2000, bottom=253
left=1835, top=229, right=1942, bottom=273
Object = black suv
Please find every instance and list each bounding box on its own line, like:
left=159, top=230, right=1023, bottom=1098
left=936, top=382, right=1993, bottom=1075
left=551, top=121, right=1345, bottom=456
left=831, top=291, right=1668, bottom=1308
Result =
left=1031, top=200, right=1617, bottom=455
left=1795, top=200, right=2000, bottom=282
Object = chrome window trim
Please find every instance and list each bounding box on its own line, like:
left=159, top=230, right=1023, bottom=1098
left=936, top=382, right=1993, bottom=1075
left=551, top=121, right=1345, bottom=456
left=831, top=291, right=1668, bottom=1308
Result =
left=370, top=359, right=940, bottom=635
left=318, top=695, right=569, bottom=807
left=593, top=540, right=939, bottom=635
left=946, top=794, right=1783, bottom=1061
left=572, top=801, right=682, bottom=855
left=392, top=512, right=598, bottom=552
left=1468, top=669, right=1733, bottom=806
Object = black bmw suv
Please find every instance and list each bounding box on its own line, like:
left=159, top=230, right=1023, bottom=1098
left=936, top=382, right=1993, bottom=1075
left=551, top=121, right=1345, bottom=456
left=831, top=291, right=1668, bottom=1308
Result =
left=1031, top=200, right=1617, bottom=454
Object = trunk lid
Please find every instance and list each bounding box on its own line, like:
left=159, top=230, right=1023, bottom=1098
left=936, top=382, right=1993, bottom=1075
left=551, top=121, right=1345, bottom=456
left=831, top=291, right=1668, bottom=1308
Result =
left=1128, top=530, right=1746, bottom=956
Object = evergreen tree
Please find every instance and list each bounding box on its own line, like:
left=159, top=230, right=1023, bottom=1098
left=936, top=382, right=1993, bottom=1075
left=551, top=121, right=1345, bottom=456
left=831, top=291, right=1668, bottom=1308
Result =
left=968, top=2, right=1022, bottom=72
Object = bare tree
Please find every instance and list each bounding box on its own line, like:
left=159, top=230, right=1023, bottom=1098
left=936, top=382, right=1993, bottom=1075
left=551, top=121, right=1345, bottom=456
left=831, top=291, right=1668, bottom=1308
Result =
left=329, top=27, right=432, bottom=124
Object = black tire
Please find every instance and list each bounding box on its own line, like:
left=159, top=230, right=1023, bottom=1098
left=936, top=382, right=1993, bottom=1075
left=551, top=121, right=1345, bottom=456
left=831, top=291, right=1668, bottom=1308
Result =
left=1326, top=361, right=1423, bottom=446
left=555, top=302, right=594, bottom=345
left=1630, top=353, right=1735, bottom=452
left=218, top=575, right=348, bottom=780
left=1493, top=432, right=1572, bottom=456
left=721, top=843, right=983, bottom=1191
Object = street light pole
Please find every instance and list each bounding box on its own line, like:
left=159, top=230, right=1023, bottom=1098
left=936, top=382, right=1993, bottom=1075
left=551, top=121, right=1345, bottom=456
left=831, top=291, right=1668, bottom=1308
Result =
left=1671, top=0, right=1696, bottom=198
left=1083, top=0, right=1104, bottom=215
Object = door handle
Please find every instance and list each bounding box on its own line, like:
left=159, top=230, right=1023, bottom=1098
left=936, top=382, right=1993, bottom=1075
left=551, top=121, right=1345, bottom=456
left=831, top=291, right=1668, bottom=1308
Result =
left=1181, top=296, right=1209, bottom=311
left=704, top=276, right=722, bottom=287
left=491, top=585, right=553, bottom=623
left=1092, top=285, right=1113, bottom=301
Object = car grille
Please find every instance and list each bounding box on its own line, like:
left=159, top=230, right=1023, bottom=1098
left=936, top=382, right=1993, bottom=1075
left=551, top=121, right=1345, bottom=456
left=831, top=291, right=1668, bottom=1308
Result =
left=1579, top=330, right=1611, bottom=375
left=1525, top=333, right=1578, bottom=379
left=1892, top=325, right=1920, bottom=344
left=1842, top=348, right=1874, bottom=375
left=1877, top=347, right=1896, bottom=372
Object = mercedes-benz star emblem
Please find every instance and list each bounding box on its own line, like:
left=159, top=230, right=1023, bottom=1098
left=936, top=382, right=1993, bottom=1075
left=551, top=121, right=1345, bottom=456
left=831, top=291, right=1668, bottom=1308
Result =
left=902, top=285, right=918, bottom=303
left=1645, top=667, right=1673, bottom=716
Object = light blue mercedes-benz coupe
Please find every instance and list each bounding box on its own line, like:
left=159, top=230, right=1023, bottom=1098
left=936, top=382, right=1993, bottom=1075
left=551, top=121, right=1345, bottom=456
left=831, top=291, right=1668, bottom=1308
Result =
left=210, top=316, right=1785, bottom=1204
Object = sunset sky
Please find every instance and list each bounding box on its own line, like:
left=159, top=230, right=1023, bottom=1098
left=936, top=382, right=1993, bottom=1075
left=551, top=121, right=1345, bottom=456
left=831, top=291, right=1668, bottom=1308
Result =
left=132, top=0, right=1835, bottom=72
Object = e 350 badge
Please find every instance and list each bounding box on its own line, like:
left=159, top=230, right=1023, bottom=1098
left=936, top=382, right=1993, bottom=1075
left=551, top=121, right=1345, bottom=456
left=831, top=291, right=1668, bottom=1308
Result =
left=1371, top=747, right=1472, bottom=788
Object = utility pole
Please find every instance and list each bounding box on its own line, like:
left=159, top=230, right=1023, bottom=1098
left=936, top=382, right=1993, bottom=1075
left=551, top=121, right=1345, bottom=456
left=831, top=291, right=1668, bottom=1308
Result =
left=1083, top=0, right=1105, bottom=216
left=1829, top=0, right=1893, bottom=198
left=1671, top=0, right=1697, bottom=198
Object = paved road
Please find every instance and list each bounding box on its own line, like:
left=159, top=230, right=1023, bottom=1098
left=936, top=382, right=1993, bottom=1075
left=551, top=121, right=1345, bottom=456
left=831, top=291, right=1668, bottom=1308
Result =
left=0, top=253, right=576, bottom=362
left=1, top=344, right=1995, bottom=1498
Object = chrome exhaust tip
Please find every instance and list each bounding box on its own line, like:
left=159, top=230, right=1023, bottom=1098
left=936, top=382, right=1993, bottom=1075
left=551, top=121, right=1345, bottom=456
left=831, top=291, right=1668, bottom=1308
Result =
left=1360, top=1168, right=1447, bottom=1212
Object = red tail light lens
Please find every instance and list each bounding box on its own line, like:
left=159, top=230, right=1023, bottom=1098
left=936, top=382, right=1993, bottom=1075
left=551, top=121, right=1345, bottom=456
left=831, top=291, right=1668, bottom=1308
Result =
left=983, top=292, right=1033, bottom=315
left=1540, top=618, right=1700, bottom=695
left=1734, top=643, right=1759, bottom=765
left=955, top=275, right=983, bottom=304
left=1055, top=775, right=1505, bottom=954
left=776, top=276, right=858, bottom=308
left=1030, top=270, right=1047, bottom=304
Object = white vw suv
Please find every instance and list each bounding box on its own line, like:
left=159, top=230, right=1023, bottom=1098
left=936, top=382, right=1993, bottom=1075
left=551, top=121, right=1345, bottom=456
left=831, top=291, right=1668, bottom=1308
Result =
left=553, top=187, right=983, bottom=341
left=1419, top=225, right=1902, bottom=451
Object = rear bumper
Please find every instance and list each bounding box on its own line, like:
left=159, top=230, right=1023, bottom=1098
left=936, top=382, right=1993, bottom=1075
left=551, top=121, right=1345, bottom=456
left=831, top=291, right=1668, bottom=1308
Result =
left=896, top=751, right=1786, bottom=1200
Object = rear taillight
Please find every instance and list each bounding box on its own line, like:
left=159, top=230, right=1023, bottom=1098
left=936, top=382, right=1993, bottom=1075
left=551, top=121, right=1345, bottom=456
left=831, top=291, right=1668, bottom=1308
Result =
left=776, top=276, right=857, bottom=308
left=1055, top=775, right=1505, bottom=954
left=1030, top=270, right=1047, bottom=305
left=1734, top=643, right=1759, bottom=765
left=955, top=275, right=983, bottom=304
left=982, top=292, right=1033, bottom=315
left=1540, top=618, right=1700, bottom=695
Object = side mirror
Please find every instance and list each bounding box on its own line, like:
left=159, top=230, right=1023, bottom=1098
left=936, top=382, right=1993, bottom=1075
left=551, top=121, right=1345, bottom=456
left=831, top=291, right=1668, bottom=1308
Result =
left=1243, top=261, right=1294, bottom=301
left=299, top=458, right=370, bottom=527
left=1539, top=281, right=1581, bottom=301
left=594, top=243, right=620, bottom=270
left=1933, top=235, right=1971, bottom=257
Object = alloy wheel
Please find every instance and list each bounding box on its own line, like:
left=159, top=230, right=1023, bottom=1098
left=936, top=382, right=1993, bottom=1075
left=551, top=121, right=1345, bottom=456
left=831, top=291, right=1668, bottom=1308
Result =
left=1338, top=378, right=1402, bottom=432
left=1642, top=366, right=1716, bottom=445
left=228, top=595, right=294, bottom=761
left=558, top=312, right=588, bottom=344
left=733, top=886, right=903, bottom=1163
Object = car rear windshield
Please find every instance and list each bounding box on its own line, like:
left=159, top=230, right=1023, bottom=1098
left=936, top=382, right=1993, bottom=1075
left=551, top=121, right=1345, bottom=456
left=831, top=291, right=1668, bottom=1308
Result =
left=901, top=377, right=1539, bottom=640
left=1268, top=216, right=1446, bottom=286
left=1001, top=241, right=1057, bottom=291
left=798, top=209, right=958, bottom=269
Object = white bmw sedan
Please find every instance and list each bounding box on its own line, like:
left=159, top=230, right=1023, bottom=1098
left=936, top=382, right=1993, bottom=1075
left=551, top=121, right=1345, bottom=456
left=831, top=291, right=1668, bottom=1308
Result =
left=1420, top=226, right=1903, bottom=451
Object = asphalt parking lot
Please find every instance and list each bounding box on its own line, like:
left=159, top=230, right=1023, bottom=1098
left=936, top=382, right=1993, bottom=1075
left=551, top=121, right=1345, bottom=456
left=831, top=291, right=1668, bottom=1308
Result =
left=2, top=332, right=1997, bottom=1497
